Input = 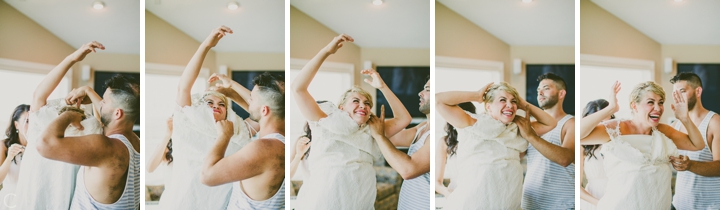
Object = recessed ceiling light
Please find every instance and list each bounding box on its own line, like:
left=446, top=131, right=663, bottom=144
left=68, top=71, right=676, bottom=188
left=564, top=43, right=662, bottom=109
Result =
left=674, top=0, right=683, bottom=2
left=228, top=2, right=239, bottom=10
left=92, top=1, right=104, bottom=10
left=522, top=0, right=533, bottom=3
left=373, top=0, right=383, bottom=6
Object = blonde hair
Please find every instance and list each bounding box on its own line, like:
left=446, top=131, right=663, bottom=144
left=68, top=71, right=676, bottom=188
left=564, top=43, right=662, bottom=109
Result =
left=337, top=86, right=373, bottom=108
left=629, top=81, right=665, bottom=110
left=483, top=82, right=521, bottom=104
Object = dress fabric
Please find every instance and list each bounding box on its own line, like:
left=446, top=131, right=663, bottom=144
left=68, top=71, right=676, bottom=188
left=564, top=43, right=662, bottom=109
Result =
left=158, top=93, right=252, bottom=210
left=443, top=113, right=528, bottom=210
left=0, top=155, right=21, bottom=210
left=595, top=120, right=678, bottom=210
left=294, top=103, right=381, bottom=210
left=580, top=147, right=607, bottom=210
left=13, top=99, right=103, bottom=209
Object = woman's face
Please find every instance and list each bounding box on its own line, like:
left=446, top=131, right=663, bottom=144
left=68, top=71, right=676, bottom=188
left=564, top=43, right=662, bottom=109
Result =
left=340, top=92, right=372, bottom=125
left=485, top=90, right=517, bottom=124
left=632, top=92, right=664, bottom=127
left=205, top=95, right=227, bottom=122
left=14, top=111, right=29, bottom=139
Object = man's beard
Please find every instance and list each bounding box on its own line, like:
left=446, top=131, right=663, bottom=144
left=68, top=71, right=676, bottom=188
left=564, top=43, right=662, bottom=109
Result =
left=418, top=101, right=430, bottom=115
left=539, top=95, right=559, bottom=109
left=687, top=93, right=698, bottom=111
left=249, top=109, right=261, bottom=122
left=100, top=111, right=112, bottom=127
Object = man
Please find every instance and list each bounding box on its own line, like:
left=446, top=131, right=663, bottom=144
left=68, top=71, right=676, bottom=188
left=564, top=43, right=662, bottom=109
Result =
left=368, top=77, right=431, bottom=210
left=201, top=72, right=286, bottom=209
left=517, top=73, right=575, bottom=209
left=38, top=72, right=140, bottom=209
left=669, top=72, right=720, bottom=210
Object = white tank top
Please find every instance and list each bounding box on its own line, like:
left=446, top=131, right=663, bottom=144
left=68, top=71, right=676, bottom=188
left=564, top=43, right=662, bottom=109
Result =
left=227, top=133, right=285, bottom=210
left=397, top=124, right=430, bottom=210
left=672, top=111, right=720, bottom=210
left=70, top=134, right=140, bottom=210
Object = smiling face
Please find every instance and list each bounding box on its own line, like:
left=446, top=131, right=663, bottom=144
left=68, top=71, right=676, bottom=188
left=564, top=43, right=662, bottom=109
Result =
left=672, top=81, right=698, bottom=111
left=418, top=80, right=430, bottom=115
left=632, top=92, right=665, bottom=127
left=339, top=92, right=372, bottom=125
left=485, top=90, right=518, bottom=124
left=537, top=79, right=562, bottom=109
left=204, top=95, right=227, bottom=122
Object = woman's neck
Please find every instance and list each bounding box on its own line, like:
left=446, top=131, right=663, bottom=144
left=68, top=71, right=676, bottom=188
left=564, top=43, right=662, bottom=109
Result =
left=626, top=119, right=653, bottom=135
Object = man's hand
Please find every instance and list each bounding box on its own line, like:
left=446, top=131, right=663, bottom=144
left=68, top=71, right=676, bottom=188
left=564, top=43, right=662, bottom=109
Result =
left=514, top=104, right=539, bottom=140
left=215, top=120, right=234, bottom=139
left=368, top=105, right=386, bottom=137
left=670, top=155, right=692, bottom=171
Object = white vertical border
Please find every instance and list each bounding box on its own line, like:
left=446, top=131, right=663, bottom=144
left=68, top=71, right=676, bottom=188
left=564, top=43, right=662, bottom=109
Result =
left=284, top=0, right=291, bottom=209
left=139, top=0, right=146, bottom=207
left=574, top=0, right=581, bottom=208
left=429, top=0, right=436, bottom=209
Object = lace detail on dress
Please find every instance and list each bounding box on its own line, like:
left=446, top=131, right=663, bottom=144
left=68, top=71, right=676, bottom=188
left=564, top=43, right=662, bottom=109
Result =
left=600, top=119, right=678, bottom=166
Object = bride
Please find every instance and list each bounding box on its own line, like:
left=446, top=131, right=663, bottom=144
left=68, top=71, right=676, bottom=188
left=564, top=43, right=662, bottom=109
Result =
left=291, top=34, right=412, bottom=209
left=13, top=42, right=105, bottom=209
left=157, top=26, right=256, bottom=209
left=435, top=82, right=556, bottom=209
left=580, top=81, right=705, bottom=209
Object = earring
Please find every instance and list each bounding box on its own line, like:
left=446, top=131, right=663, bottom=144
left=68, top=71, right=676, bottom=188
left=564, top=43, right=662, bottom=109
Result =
left=16, top=130, right=18, bottom=133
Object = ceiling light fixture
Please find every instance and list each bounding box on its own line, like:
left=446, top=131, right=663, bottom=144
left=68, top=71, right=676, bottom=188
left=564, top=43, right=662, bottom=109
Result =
left=522, top=0, right=533, bottom=3
left=373, top=0, right=383, bottom=6
left=92, top=1, right=105, bottom=10
left=674, top=0, right=683, bottom=2
left=228, top=2, right=239, bottom=10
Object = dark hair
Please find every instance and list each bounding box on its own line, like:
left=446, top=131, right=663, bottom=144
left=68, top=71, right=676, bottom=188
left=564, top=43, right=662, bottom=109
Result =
left=582, top=99, right=614, bottom=160
left=104, top=74, right=140, bottom=122
left=253, top=72, right=284, bottom=119
left=445, top=102, right=476, bottom=156
left=165, top=139, right=173, bottom=164
left=537, top=72, right=567, bottom=90
left=4, top=104, right=30, bottom=164
left=670, top=72, right=703, bottom=88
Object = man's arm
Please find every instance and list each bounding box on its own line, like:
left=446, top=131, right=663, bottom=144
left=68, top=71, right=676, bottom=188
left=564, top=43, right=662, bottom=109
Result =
left=369, top=106, right=429, bottom=179
left=387, top=124, right=420, bottom=147
left=201, top=121, right=284, bottom=186
left=37, top=111, right=126, bottom=167
left=672, top=116, right=720, bottom=176
left=515, top=110, right=574, bottom=167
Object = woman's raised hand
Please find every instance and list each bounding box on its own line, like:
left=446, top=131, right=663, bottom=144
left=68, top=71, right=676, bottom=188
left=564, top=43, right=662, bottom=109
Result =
left=672, top=89, right=690, bottom=122
left=361, top=69, right=386, bottom=89
left=323, top=34, right=354, bottom=55
left=608, top=81, right=621, bottom=114
left=295, top=137, right=311, bottom=160
left=477, top=82, right=494, bottom=103
left=203, top=26, right=233, bottom=48
left=69, top=41, right=104, bottom=62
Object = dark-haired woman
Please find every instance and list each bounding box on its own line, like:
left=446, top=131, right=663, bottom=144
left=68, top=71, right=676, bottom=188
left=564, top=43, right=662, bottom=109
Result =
left=580, top=99, right=613, bottom=210
left=0, top=104, right=29, bottom=209
left=147, top=116, right=174, bottom=174
left=435, top=102, right=475, bottom=197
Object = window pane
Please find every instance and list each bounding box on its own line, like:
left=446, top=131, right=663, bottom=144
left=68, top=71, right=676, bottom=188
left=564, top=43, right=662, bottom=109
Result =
left=0, top=70, right=68, bottom=137
left=580, top=65, right=651, bottom=120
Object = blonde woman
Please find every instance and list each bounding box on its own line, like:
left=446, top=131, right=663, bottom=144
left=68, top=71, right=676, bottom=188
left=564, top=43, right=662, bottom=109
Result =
left=291, top=34, right=412, bottom=209
left=580, top=81, right=705, bottom=209
left=435, top=82, right=557, bottom=209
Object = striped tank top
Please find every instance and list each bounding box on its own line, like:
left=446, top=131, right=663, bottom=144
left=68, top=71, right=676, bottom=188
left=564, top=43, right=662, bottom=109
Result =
left=227, top=133, right=285, bottom=210
left=397, top=124, right=430, bottom=210
left=672, top=111, right=720, bottom=210
left=70, top=134, right=140, bottom=210
left=522, top=115, right=575, bottom=210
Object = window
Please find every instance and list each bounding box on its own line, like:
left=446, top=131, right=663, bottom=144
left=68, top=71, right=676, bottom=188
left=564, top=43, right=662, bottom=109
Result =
left=580, top=54, right=654, bottom=120
left=0, top=69, right=68, bottom=138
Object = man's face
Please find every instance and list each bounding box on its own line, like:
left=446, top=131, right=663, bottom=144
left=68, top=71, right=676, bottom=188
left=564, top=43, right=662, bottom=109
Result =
left=248, top=85, right=262, bottom=121
left=418, top=80, right=430, bottom=115
left=100, top=88, right=115, bottom=126
left=673, top=81, right=698, bottom=110
left=537, top=79, right=561, bottom=109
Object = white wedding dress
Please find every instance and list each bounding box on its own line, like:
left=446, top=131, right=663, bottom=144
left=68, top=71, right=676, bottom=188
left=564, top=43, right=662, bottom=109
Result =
left=596, top=120, right=677, bottom=210
left=294, top=103, right=381, bottom=210
left=0, top=155, right=21, bottom=210
left=580, top=147, right=607, bottom=210
left=157, top=93, right=252, bottom=210
left=13, top=98, right=103, bottom=209
left=444, top=113, right=528, bottom=210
